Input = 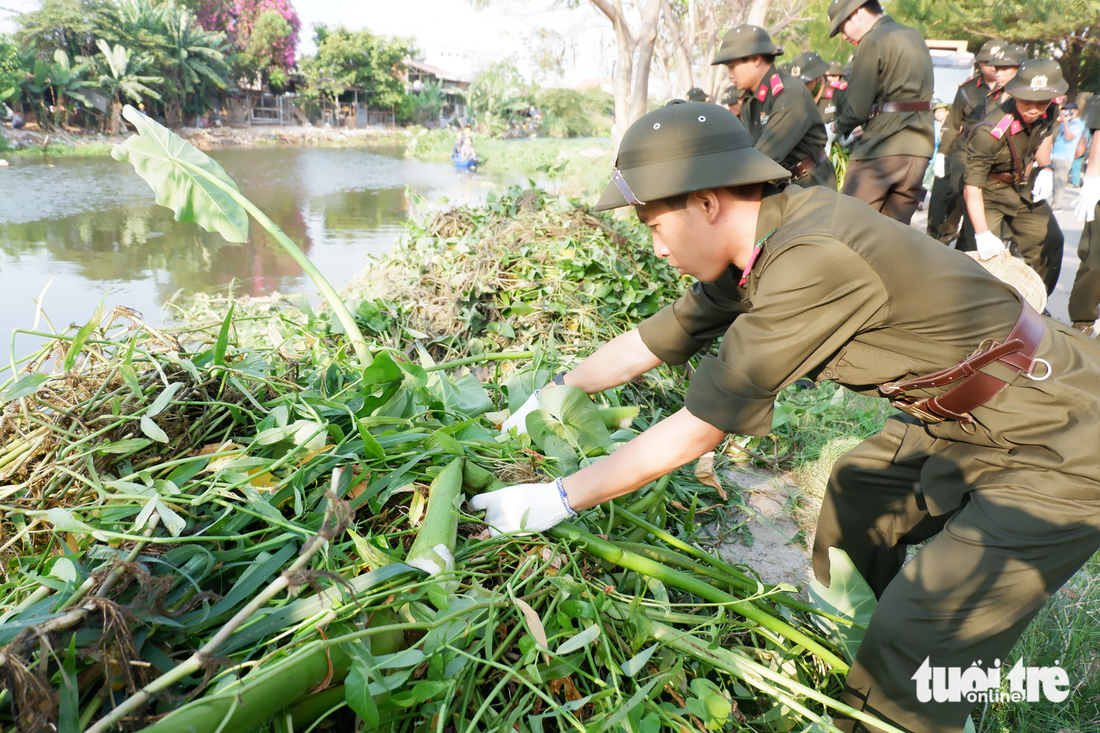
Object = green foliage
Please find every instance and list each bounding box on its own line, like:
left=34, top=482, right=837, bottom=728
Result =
left=467, top=59, right=533, bottom=136
left=536, top=86, right=613, bottom=138
left=299, top=24, right=413, bottom=109
left=771, top=0, right=852, bottom=69
left=0, top=35, right=26, bottom=102
left=235, top=9, right=292, bottom=88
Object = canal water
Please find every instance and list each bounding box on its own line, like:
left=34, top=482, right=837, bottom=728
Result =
left=0, top=144, right=512, bottom=358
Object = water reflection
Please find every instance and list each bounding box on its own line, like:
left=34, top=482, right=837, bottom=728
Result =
left=0, top=145, right=508, bottom=351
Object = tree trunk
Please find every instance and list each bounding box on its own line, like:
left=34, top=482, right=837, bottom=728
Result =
left=591, top=0, right=663, bottom=145
left=109, top=98, right=120, bottom=135
left=662, top=0, right=695, bottom=96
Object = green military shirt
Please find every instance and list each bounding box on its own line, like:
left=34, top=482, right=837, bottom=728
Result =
left=964, top=98, right=1058, bottom=215
left=938, top=75, right=996, bottom=158
left=742, top=66, right=835, bottom=188
left=835, top=15, right=935, bottom=160
left=637, top=184, right=1100, bottom=514
left=816, top=79, right=847, bottom=125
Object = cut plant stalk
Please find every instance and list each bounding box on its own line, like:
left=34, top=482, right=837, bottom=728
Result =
left=111, top=104, right=372, bottom=365
left=406, top=458, right=464, bottom=576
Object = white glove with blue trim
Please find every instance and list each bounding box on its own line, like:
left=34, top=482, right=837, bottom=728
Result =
left=469, top=479, right=577, bottom=536
left=500, top=392, right=540, bottom=435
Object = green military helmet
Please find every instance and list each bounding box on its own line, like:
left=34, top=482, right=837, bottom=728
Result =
left=987, top=43, right=1027, bottom=68
left=721, top=86, right=744, bottom=105
left=686, top=87, right=709, bottom=102
left=827, top=60, right=847, bottom=77
left=975, top=39, right=1008, bottom=63
left=828, top=0, right=867, bottom=38
left=1004, top=58, right=1068, bottom=101
left=711, top=24, right=783, bottom=65
left=790, top=51, right=830, bottom=83
left=594, top=101, right=790, bottom=211
left=778, top=62, right=792, bottom=74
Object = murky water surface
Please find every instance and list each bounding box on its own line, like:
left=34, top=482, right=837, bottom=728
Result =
left=0, top=144, right=509, bottom=355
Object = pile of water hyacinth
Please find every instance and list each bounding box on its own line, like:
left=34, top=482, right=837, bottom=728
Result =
left=0, top=106, right=895, bottom=733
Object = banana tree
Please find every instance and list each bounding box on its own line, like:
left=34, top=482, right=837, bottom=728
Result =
left=95, top=39, right=162, bottom=134
left=112, top=104, right=372, bottom=364
left=23, top=49, right=91, bottom=130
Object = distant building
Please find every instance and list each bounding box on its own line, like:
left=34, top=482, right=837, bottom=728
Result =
left=404, top=60, right=470, bottom=123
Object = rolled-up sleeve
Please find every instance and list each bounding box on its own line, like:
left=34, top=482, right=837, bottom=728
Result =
left=684, top=240, right=886, bottom=435
left=637, top=271, right=747, bottom=364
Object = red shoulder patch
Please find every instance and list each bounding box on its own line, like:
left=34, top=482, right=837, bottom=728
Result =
left=989, top=114, right=1014, bottom=140
left=959, top=75, right=978, bottom=87
left=1009, top=120, right=1022, bottom=135
left=769, top=74, right=784, bottom=95
left=756, top=84, right=768, bottom=102
left=831, top=80, right=847, bottom=90
left=1054, top=95, right=1066, bottom=105
left=825, top=88, right=834, bottom=99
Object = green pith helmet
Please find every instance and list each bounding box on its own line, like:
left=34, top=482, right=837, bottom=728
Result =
left=594, top=102, right=790, bottom=211
left=1004, top=58, right=1067, bottom=101
left=721, top=86, right=744, bottom=105
left=790, top=51, right=830, bottom=82
left=828, top=0, right=867, bottom=38
left=827, top=60, right=847, bottom=77
left=987, top=43, right=1027, bottom=68
left=686, top=87, right=709, bottom=102
left=975, top=39, right=1008, bottom=63
left=778, top=62, right=792, bottom=74
left=712, top=24, right=783, bottom=65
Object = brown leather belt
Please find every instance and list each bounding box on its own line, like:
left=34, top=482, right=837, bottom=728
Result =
left=987, top=171, right=1017, bottom=184
left=870, top=100, right=934, bottom=115
left=788, top=149, right=828, bottom=179
left=879, top=300, right=1047, bottom=428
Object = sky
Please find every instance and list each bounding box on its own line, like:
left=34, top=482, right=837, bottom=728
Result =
left=0, top=0, right=616, bottom=87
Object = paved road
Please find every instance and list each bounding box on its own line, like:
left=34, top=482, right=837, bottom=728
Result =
left=911, top=187, right=1087, bottom=328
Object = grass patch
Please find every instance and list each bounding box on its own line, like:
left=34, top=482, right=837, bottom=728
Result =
left=8, top=140, right=115, bottom=158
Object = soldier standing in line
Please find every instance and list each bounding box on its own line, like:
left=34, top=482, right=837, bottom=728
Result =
left=827, top=0, right=935, bottom=223
left=934, top=44, right=1027, bottom=249
left=964, top=59, right=1065, bottom=295
left=1068, top=99, right=1100, bottom=337
left=721, top=86, right=746, bottom=117
left=790, top=50, right=834, bottom=120
left=928, top=39, right=1007, bottom=243
left=712, top=25, right=837, bottom=189
left=818, top=61, right=849, bottom=126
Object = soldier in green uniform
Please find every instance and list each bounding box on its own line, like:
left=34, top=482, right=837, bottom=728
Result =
left=712, top=25, right=836, bottom=189
left=928, top=39, right=1008, bottom=243
left=827, top=0, right=935, bottom=223
left=721, top=85, right=745, bottom=117
left=475, top=100, right=1100, bottom=733
left=790, top=51, right=835, bottom=123
left=686, top=87, right=709, bottom=103
left=964, top=58, right=1064, bottom=295
left=934, top=44, right=1027, bottom=249
left=1068, top=98, right=1100, bottom=337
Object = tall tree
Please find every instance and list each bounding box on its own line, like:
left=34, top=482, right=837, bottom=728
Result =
left=187, top=0, right=300, bottom=89
left=299, top=25, right=413, bottom=111
left=95, top=39, right=162, bottom=133
left=892, top=0, right=1100, bottom=97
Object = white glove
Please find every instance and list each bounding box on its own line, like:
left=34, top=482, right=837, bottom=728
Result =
left=500, top=392, right=540, bottom=435
left=825, top=121, right=837, bottom=148
left=468, top=480, right=577, bottom=536
left=1075, top=175, right=1100, bottom=223
left=975, top=230, right=1007, bottom=260
left=933, top=153, right=946, bottom=179
left=838, top=129, right=857, bottom=147
left=1031, top=167, right=1054, bottom=202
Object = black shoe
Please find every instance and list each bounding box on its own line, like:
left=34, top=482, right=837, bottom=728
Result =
left=1072, top=321, right=1096, bottom=337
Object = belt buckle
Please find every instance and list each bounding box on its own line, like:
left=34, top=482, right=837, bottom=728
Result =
left=891, top=397, right=946, bottom=423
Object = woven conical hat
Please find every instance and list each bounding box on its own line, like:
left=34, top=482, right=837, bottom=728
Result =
left=966, top=251, right=1047, bottom=313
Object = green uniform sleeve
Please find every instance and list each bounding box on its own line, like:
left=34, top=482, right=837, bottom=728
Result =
left=938, top=86, right=967, bottom=156
left=756, top=91, right=815, bottom=164
left=636, top=271, right=746, bottom=365
left=835, top=37, right=880, bottom=137
left=964, top=124, right=1002, bottom=188
left=684, top=240, right=885, bottom=436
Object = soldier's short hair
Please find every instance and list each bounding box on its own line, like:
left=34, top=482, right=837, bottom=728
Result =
left=642, top=185, right=765, bottom=214
left=862, top=0, right=883, bottom=14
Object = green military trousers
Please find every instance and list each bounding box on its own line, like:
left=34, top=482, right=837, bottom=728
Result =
left=813, top=415, right=1100, bottom=733
left=1068, top=216, right=1100, bottom=324
left=842, top=155, right=929, bottom=226
left=985, top=198, right=1064, bottom=295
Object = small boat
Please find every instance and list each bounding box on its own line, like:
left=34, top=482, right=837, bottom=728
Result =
left=451, top=154, right=482, bottom=170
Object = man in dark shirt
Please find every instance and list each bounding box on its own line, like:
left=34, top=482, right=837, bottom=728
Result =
left=827, top=0, right=935, bottom=223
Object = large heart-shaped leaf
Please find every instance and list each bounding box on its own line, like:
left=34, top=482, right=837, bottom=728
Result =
left=112, top=105, right=249, bottom=243
left=807, top=547, right=876, bottom=663
left=527, top=386, right=612, bottom=459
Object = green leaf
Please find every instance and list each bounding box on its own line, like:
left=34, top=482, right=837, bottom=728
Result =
left=527, top=386, right=612, bottom=459
left=140, top=416, right=169, bottom=443
left=58, top=635, right=79, bottom=733
left=64, top=298, right=106, bottom=372
left=356, top=419, right=386, bottom=461
left=345, top=663, right=380, bottom=727
left=361, top=350, right=403, bottom=385
left=156, top=498, right=188, bottom=537
left=620, top=644, right=658, bottom=677
left=1, top=373, right=49, bottom=404
left=42, top=508, right=95, bottom=533
left=94, top=438, right=153, bottom=455
left=112, top=105, right=249, bottom=243
left=555, top=623, right=600, bottom=655
left=807, top=546, right=877, bottom=663
left=147, top=382, right=183, bottom=418
left=120, top=364, right=142, bottom=397
left=214, top=302, right=235, bottom=365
